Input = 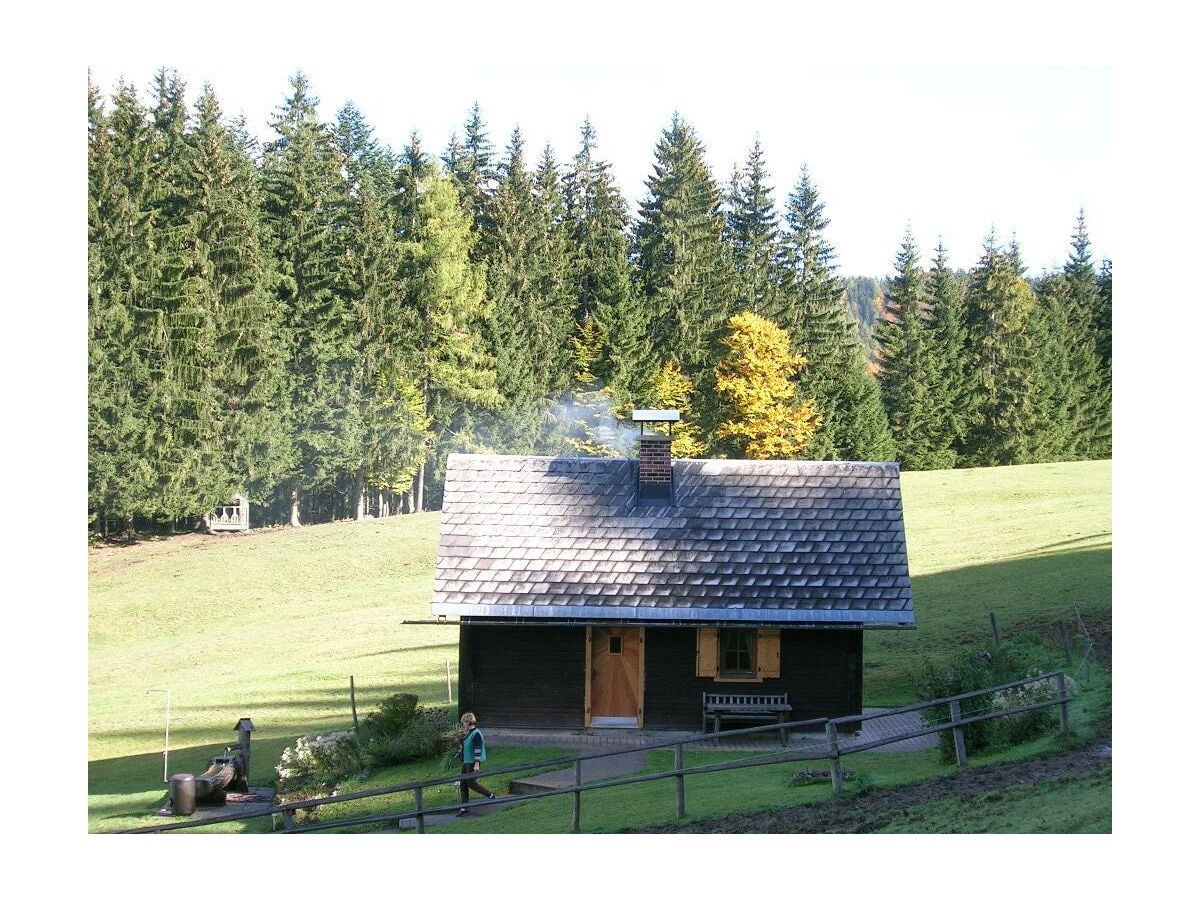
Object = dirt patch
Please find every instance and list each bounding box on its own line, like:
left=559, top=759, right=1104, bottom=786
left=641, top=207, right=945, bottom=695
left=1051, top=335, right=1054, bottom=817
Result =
left=634, top=743, right=1111, bottom=833
left=87, top=527, right=269, bottom=575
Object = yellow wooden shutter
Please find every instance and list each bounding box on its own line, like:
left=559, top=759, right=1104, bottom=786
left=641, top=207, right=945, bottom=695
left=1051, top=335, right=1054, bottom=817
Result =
left=757, top=628, right=781, bottom=679
left=696, top=628, right=718, bottom=677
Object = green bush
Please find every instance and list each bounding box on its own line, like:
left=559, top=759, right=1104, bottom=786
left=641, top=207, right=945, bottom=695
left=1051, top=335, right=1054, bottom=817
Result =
left=360, top=695, right=453, bottom=768
left=917, top=636, right=1069, bottom=763
left=275, top=730, right=364, bottom=794
left=918, top=652, right=1001, bottom=762
left=361, top=693, right=422, bottom=741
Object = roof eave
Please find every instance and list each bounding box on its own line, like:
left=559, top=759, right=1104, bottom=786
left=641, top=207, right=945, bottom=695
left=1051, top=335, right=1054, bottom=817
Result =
left=429, top=601, right=914, bottom=626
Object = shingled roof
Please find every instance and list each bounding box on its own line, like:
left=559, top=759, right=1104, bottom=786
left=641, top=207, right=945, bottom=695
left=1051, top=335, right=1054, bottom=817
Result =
left=430, top=454, right=914, bottom=626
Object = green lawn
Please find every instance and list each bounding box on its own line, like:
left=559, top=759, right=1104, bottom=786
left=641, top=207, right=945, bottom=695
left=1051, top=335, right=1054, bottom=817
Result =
left=88, top=459, right=1111, bottom=833
left=875, top=767, right=1113, bottom=833
left=866, top=460, right=1111, bottom=705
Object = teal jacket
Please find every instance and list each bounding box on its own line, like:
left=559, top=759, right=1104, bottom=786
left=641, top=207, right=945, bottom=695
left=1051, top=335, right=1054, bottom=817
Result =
left=462, top=727, right=487, bottom=763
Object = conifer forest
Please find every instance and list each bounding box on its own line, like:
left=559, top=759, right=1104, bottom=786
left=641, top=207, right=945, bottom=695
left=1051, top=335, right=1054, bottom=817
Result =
left=88, top=71, right=1112, bottom=536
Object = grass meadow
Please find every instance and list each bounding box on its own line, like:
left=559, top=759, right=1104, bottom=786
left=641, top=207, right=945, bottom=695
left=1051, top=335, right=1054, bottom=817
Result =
left=87, top=459, right=1111, bottom=833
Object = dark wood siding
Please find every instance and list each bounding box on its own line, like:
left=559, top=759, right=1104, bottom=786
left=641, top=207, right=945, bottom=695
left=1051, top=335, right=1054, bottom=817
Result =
left=643, top=628, right=708, bottom=729
left=643, top=627, right=862, bottom=731
left=460, top=623, right=586, bottom=727
left=780, top=628, right=862, bottom=728
left=462, top=622, right=861, bottom=732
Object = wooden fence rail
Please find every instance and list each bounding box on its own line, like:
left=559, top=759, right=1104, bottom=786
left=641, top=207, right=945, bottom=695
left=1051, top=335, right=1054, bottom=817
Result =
left=121, top=671, right=1071, bottom=835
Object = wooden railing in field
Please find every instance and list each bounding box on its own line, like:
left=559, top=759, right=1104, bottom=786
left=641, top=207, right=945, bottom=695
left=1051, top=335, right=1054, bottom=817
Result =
left=120, top=671, right=1072, bottom=834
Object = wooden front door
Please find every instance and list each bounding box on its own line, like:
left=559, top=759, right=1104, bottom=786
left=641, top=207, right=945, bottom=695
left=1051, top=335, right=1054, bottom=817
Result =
left=586, top=626, right=645, bottom=728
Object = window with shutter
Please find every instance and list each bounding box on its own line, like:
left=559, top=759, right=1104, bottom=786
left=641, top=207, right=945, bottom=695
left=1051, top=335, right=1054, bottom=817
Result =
left=699, top=627, right=782, bottom=682
left=720, top=630, right=756, bottom=676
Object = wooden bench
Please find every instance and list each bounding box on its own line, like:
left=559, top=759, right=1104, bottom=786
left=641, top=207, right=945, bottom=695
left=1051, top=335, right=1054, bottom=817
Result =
left=703, top=692, right=792, bottom=746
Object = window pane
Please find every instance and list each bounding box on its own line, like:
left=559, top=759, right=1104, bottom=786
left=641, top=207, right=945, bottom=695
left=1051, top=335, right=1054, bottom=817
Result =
left=719, top=630, right=755, bottom=675
left=609, top=635, right=622, bottom=655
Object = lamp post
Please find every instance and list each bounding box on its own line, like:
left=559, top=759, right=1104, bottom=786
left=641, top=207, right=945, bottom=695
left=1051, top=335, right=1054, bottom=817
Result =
left=146, top=689, right=171, bottom=783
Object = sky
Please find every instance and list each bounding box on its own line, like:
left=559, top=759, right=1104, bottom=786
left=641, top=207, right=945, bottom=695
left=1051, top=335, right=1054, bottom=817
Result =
left=82, top=5, right=1112, bottom=278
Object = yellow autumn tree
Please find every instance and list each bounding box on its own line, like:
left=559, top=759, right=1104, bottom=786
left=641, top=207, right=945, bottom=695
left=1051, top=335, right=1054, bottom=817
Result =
left=643, top=360, right=708, bottom=458
left=714, top=311, right=821, bottom=459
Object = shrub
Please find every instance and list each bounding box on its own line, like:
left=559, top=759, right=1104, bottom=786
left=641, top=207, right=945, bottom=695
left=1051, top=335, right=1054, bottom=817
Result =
left=275, top=730, right=363, bottom=795
left=360, top=696, right=454, bottom=768
left=917, top=637, right=1072, bottom=763
left=917, top=652, right=1002, bottom=762
left=361, top=693, right=422, bottom=741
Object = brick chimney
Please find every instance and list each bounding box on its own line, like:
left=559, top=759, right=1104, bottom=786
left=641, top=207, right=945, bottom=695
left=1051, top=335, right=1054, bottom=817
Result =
left=632, top=410, right=679, bottom=503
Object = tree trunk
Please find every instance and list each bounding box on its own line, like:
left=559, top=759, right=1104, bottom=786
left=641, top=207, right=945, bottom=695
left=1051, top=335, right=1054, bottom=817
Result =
left=402, top=491, right=413, bottom=514
left=414, top=461, right=426, bottom=513
left=354, top=468, right=367, bottom=521
left=289, top=481, right=302, bottom=527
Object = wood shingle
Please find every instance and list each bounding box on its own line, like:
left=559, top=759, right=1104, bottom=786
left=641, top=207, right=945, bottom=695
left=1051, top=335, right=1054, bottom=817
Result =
left=430, top=454, right=915, bottom=626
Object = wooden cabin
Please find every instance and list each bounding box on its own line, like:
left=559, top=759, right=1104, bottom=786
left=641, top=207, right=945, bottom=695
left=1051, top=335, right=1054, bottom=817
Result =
left=430, top=421, right=915, bottom=733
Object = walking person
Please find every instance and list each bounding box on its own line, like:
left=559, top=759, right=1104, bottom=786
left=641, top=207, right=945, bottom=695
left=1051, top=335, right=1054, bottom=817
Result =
left=457, top=712, right=496, bottom=816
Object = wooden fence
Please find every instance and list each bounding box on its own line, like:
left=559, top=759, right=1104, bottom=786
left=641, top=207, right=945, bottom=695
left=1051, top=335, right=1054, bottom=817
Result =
left=121, top=670, right=1071, bottom=834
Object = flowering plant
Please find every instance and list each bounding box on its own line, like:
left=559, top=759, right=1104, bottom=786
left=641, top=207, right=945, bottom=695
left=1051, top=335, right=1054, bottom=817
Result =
left=275, top=730, right=363, bottom=793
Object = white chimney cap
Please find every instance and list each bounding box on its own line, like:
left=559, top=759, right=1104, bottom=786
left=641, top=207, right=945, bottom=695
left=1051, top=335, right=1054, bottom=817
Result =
left=632, top=409, right=680, bottom=422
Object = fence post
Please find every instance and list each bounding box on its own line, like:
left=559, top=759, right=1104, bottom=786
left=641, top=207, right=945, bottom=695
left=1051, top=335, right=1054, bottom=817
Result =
left=674, top=743, right=686, bottom=818
left=570, top=758, right=582, bottom=833
left=1056, top=672, right=1070, bottom=733
left=1058, top=621, right=1073, bottom=665
left=825, top=722, right=843, bottom=794
left=282, top=808, right=294, bottom=831
left=989, top=612, right=1002, bottom=648
left=949, top=700, right=968, bottom=768
left=413, top=785, right=425, bottom=834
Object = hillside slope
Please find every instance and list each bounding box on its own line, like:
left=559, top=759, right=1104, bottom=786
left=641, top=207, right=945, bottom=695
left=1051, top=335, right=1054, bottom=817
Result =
left=88, top=460, right=1111, bottom=825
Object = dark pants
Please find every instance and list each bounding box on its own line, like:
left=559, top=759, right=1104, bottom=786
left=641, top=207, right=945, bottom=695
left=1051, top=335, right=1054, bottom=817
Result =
left=460, top=764, right=491, bottom=804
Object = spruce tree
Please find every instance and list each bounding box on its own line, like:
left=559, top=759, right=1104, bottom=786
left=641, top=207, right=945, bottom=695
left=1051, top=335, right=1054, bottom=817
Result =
left=444, top=102, right=496, bottom=237
left=146, top=69, right=225, bottom=521
left=89, top=78, right=159, bottom=532
left=562, top=119, right=649, bottom=402
left=923, top=241, right=971, bottom=468
left=962, top=231, right=1039, bottom=465
left=331, top=109, right=435, bottom=517
left=1093, top=258, right=1112, bottom=458
left=876, top=228, right=939, bottom=468
left=779, top=167, right=893, bottom=460
left=262, top=72, right=362, bottom=524
left=531, top=144, right=576, bottom=399
left=394, top=131, right=436, bottom=229
left=633, top=114, right=734, bottom=386
left=1027, top=272, right=1083, bottom=461
left=335, top=100, right=397, bottom=192
left=187, top=87, right=292, bottom=511
left=478, top=128, right=543, bottom=409
left=725, top=138, right=786, bottom=321
left=1063, top=211, right=1109, bottom=457
left=92, top=71, right=221, bottom=528
left=474, top=133, right=577, bottom=452
left=559, top=316, right=628, bottom=459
